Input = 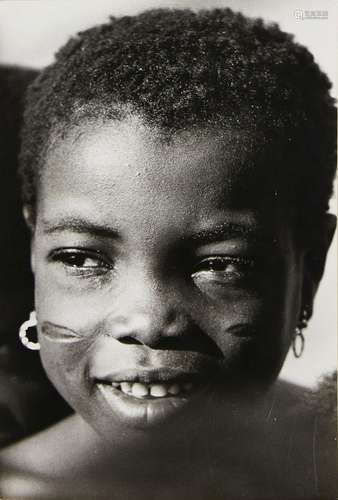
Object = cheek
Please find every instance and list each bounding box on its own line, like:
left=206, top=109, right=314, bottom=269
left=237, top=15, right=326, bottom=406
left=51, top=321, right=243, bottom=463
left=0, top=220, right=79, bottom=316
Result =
left=34, top=251, right=113, bottom=333
left=198, top=294, right=264, bottom=373
left=197, top=264, right=301, bottom=379
left=38, top=336, right=92, bottom=409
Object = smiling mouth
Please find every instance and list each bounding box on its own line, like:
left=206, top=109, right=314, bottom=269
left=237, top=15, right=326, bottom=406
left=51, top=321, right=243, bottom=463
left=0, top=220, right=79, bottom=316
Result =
left=94, top=368, right=215, bottom=427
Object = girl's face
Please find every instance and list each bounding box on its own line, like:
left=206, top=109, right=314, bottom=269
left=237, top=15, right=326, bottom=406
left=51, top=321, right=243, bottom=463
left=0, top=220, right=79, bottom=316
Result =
left=31, top=117, right=304, bottom=436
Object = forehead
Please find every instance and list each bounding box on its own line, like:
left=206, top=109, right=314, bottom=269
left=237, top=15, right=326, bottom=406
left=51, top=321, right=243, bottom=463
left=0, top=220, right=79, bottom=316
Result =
left=38, top=116, right=282, bottom=235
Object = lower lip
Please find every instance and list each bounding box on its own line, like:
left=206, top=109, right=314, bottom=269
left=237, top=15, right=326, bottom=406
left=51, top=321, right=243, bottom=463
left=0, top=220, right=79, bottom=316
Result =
left=96, top=382, right=209, bottom=428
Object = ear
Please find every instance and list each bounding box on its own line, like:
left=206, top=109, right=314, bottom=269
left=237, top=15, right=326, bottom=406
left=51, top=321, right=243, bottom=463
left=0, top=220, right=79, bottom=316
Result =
left=301, top=213, right=336, bottom=318
left=23, top=205, right=36, bottom=274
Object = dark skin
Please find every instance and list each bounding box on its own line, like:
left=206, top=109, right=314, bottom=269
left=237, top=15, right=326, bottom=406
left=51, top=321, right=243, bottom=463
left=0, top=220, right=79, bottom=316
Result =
left=0, top=116, right=335, bottom=499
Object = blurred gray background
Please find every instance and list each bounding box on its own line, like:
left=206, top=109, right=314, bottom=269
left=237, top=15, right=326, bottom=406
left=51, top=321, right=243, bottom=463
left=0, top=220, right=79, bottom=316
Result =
left=0, top=0, right=336, bottom=388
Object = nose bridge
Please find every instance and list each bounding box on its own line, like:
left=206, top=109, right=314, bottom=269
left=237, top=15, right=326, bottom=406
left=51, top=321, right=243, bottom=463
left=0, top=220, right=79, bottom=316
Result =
left=108, top=266, right=188, bottom=345
left=130, top=274, right=172, bottom=324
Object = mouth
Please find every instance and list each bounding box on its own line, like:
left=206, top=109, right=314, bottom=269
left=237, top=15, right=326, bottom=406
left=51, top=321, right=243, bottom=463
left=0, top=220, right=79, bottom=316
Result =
left=94, top=368, right=214, bottom=427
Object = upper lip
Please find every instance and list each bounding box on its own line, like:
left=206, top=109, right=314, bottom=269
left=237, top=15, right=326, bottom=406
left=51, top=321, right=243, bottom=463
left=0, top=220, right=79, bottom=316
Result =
left=96, top=367, right=217, bottom=385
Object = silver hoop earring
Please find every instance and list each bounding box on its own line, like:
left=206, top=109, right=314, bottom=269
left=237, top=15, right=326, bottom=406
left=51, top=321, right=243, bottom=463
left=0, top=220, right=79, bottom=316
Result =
left=292, top=308, right=308, bottom=358
left=292, top=327, right=305, bottom=358
left=19, top=311, right=40, bottom=351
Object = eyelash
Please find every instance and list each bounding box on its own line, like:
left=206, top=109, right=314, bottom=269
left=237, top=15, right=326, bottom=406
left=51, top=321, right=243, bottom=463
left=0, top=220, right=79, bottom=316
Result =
left=192, top=256, right=256, bottom=283
left=49, top=249, right=113, bottom=275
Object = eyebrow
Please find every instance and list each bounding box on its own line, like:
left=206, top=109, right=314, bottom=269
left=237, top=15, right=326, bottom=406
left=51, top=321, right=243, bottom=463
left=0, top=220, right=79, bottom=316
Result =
left=42, top=217, right=261, bottom=243
left=189, top=222, right=261, bottom=243
left=42, top=217, right=120, bottom=239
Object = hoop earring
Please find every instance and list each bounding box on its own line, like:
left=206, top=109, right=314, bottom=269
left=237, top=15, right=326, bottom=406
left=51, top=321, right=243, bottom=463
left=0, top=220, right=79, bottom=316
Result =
left=292, top=308, right=308, bottom=358
left=19, top=311, right=40, bottom=351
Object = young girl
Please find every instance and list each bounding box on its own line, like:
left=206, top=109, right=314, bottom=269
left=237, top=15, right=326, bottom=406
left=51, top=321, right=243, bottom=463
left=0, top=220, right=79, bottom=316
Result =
left=0, top=8, right=336, bottom=499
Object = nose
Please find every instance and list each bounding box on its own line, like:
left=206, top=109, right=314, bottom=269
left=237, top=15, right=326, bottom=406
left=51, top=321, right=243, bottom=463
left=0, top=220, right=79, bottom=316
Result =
left=106, top=275, right=191, bottom=348
left=113, top=310, right=190, bottom=348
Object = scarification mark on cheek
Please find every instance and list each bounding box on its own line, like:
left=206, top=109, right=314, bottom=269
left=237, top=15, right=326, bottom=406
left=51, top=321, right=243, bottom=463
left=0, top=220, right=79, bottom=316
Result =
left=226, top=323, right=261, bottom=338
left=41, top=321, right=90, bottom=344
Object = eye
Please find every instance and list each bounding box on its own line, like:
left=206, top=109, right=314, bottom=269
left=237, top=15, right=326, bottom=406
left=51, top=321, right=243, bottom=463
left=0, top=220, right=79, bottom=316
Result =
left=191, top=256, right=256, bottom=284
left=49, top=249, right=113, bottom=273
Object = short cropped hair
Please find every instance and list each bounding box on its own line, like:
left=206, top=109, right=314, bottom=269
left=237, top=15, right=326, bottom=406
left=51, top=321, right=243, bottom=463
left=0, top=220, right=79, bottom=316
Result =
left=20, top=8, right=336, bottom=232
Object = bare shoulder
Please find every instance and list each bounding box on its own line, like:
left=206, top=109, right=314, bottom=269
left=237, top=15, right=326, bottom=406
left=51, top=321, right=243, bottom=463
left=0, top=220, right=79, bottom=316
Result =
left=273, top=374, right=337, bottom=499
left=274, top=373, right=336, bottom=430
left=0, top=414, right=99, bottom=499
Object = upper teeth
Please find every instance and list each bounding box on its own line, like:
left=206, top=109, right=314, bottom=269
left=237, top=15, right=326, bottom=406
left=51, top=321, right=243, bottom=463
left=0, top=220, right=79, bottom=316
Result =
left=111, top=381, right=194, bottom=398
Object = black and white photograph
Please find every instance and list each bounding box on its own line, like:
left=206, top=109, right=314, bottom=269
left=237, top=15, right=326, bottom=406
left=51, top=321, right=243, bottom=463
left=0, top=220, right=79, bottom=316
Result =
left=0, top=1, right=336, bottom=499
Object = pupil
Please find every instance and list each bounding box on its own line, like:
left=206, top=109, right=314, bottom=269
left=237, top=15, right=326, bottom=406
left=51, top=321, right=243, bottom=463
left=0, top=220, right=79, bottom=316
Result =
left=69, top=254, right=85, bottom=266
left=209, top=259, right=231, bottom=271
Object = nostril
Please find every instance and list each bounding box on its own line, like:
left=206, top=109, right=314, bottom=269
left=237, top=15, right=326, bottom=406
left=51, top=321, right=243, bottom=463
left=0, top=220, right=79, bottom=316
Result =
left=118, top=336, right=143, bottom=345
